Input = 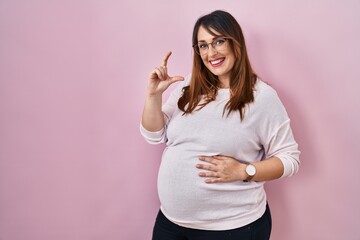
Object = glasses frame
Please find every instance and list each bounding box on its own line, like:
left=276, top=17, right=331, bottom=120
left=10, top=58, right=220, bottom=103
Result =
left=193, top=37, right=230, bottom=55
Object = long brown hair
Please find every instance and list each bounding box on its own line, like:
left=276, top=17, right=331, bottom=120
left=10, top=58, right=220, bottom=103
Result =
left=178, top=10, right=257, bottom=120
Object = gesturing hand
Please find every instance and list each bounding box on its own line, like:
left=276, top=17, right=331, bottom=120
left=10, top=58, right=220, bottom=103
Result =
left=196, top=155, right=247, bottom=183
left=148, top=51, right=184, bottom=96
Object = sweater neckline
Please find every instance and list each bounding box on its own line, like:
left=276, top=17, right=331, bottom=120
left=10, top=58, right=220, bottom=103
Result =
left=216, top=88, right=231, bottom=99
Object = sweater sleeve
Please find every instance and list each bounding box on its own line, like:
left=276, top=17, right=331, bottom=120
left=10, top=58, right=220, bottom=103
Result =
left=140, top=75, right=190, bottom=144
left=256, top=82, right=301, bottom=178
left=264, top=119, right=300, bottom=178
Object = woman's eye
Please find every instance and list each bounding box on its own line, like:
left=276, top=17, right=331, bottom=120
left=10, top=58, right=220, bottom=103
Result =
left=215, top=39, right=225, bottom=45
left=199, top=44, right=208, bottom=49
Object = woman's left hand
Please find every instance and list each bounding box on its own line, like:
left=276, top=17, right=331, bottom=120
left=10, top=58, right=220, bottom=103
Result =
left=196, top=155, right=247, bottom=183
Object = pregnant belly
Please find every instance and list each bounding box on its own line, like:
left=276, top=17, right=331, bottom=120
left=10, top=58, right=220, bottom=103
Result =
left=157, top=148, right=259, bottom=222
left=157, top=150, right=200, bottom=207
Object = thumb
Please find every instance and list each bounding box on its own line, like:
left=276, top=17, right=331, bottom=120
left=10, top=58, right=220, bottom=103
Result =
left=169, top=75, right=185, bottom=84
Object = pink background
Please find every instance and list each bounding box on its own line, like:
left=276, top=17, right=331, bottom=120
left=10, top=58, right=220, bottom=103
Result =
left=1, top=1, right=359, bottom=239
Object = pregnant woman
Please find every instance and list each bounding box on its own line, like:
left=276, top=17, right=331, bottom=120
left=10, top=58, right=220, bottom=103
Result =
left=140, top=10, right=300, bottom=240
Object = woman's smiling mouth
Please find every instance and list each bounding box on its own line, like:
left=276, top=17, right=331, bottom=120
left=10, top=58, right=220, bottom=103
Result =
left=209, top=57, right=225, bottom=67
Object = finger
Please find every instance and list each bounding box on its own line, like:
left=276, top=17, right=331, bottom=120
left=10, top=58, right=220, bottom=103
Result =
left=196, top=164, right=217, bottom=171
left=168, top=75, right=185, bottom=84
left=198, top=171, right=219, bottom=178
left=152, top=67, right=163, bottom=80
left=149, top=68, right=161, bottom=81
left=212, top=155, right=231, bottom=160
left=161, top=51, right=172, bottom=67
left=155, top=67, right=166, bottom=80
left=199, top=156, right=218, bottom=165
left=205, top=178, right=223, bottom=184
left=149, top=69, right=158, bottom=78
left=161, top=65, right=168, bottom=76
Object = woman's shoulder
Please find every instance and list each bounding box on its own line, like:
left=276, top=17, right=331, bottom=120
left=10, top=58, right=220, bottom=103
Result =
left=252, top=78, right=288, bottom=116
left=254, top=78, right=279, bottom=101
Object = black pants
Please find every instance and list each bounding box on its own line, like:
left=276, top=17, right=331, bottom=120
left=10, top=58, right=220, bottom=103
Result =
left=152, top=204, right=272, bottom=240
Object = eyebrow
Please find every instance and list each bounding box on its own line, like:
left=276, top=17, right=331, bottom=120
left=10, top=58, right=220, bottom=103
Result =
left=197, top=36, right=224, bottom=43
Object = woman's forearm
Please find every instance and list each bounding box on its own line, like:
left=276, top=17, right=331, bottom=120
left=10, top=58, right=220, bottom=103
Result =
left=141, top=93, right=165, bottom=132
left=196, top=155, right=285, bottom=183
left=251, top=157, right=284, bottom=182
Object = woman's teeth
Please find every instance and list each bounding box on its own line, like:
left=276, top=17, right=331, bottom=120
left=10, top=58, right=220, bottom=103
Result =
left=210, top=58, right=225, bottom=66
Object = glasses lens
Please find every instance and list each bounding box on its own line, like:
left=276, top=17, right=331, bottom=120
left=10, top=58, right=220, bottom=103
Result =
left=193, top=38, right=228, bottom=55
left=213, top=38, right=227, bottom=51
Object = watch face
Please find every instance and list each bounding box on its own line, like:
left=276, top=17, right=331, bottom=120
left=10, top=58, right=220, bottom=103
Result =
left=246, top=165, right=256, bottom=176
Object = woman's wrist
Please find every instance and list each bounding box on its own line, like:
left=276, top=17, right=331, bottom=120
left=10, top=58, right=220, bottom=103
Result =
left=238, top=163, right=250, bottom=181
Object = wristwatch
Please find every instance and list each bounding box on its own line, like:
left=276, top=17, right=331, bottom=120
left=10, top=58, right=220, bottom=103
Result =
left=244, top=164, right=256, bottom=182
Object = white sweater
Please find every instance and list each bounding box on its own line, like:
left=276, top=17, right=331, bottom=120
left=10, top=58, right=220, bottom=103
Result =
left=140, top=77, right=300, bottom=230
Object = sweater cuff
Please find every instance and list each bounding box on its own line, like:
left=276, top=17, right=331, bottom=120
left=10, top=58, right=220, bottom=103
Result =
left=277, top=154, right=300, bottom=178
left=139, top=124, right=166, bottom=144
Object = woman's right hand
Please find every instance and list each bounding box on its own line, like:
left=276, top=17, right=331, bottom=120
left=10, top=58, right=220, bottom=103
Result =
left=148, top=51, right=184, bottom=96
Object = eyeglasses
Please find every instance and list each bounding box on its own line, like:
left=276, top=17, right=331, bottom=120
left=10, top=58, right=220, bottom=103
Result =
left=193, top=37, right=229, bottom=55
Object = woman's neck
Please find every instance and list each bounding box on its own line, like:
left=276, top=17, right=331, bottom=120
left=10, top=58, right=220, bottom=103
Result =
left=218, top=78, right=230, bottom=89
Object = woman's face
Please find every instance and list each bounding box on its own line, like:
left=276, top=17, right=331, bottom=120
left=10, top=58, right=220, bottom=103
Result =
left=197, top=25, right=236, bottom=87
